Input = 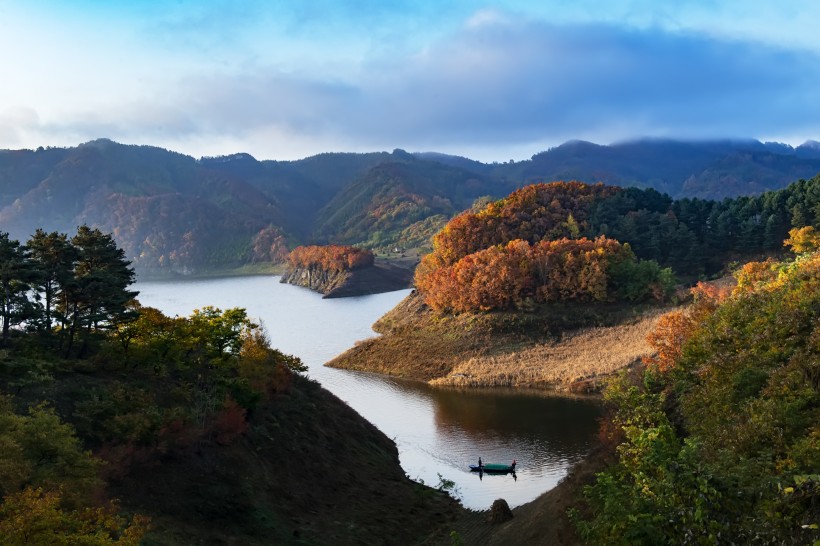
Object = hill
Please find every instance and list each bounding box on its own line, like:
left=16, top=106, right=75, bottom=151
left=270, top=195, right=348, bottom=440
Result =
left=574, top=246, right=820, bottom=544
left=0, top=305, right=462, bottom=544
left=2, top=138, right=820, bottom=279
left=0, top=226, right=463, bottom=544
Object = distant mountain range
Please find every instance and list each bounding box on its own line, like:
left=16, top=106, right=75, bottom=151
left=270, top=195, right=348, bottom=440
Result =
left=1, top=137, right=819, bottom=277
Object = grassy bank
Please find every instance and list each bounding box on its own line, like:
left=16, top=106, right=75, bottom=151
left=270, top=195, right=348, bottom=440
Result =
left=327, top=291, right=666, bottom=392
left=430, top=309, right=664, bottom=389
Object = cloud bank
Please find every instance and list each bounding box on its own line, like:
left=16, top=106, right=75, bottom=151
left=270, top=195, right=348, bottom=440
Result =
left=3, top=10, right=820, bottom=160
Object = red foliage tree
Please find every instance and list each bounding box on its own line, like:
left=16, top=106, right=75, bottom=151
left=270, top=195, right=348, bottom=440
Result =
left=287, top=245, right=374, bottom=272
left=416, top=181, right=619, bottom=292
left=643, top=281, right=727, bottom=372
left=419, top=236, right=637, bottom=312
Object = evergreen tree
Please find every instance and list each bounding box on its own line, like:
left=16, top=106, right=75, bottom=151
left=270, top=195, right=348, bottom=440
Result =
left=27, top=229, right=77, bottom=333
left=0, top=233, right=35, bottom=345
left=60, top=226, right=138, bottom=357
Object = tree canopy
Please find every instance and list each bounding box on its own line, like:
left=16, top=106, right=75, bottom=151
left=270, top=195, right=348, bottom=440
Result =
left=575, top=250, right=820, bottom=544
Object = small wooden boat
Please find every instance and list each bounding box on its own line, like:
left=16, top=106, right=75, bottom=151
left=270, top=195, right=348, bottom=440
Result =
left=469, top=463, right=516, bottom=473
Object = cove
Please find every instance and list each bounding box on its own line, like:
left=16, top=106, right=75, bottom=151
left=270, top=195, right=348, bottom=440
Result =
left=136, top=275, right=602, bottom=510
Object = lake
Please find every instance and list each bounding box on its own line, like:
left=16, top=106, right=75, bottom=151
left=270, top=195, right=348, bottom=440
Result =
left=136, top=275, right=602, bottom=510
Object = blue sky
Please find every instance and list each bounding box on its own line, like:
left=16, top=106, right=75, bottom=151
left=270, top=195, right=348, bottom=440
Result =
left=1, top=1, right=819, bottom=161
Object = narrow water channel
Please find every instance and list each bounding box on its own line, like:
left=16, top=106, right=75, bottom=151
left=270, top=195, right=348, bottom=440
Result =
left=136, top=275, right=602, bottom=510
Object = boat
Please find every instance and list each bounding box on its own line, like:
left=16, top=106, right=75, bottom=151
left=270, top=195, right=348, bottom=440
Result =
left=469, top=463, right=516, bottom=473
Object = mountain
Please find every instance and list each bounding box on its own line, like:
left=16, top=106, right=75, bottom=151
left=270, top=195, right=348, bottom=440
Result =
left=313, top=151, right=513, bottom=249
left=0, top=141, right=397, bottom=276
left=1, top=137, right=819, bottom=278
left=481, top=138, right=820, bottom=199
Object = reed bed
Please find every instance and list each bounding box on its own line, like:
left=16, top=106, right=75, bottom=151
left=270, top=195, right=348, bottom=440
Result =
left=429, top=309, right=665, bottom=389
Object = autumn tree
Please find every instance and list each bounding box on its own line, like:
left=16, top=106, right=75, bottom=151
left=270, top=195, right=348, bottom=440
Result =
left=423, top=181, right=619, bottom=274
left=287, top=245, right=374, bottom=272
left=417, top=236, right=671, bottom=313
left=0, top=487, right=149, bottom=546
left=783, top=225, right=820, bottom=254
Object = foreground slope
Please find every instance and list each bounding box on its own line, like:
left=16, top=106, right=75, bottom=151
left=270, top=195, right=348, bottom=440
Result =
left=574, top=248, right=820, bottom=544
left=109, top=374, right=461, bottom=544
left=0, top=305, right=462, bottom=545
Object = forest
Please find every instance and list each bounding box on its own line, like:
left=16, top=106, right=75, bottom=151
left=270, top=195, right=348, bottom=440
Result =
left=413, top=177, right=820, bottom=313
left=573, top=230, right=820, bottom=544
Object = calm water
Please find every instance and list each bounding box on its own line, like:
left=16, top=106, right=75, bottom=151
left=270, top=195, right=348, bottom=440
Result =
left=135, top=275, right=601, bottom=510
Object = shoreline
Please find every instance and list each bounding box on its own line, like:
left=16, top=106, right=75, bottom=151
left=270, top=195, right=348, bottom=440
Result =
left=326, top=291, right=667, bottom=393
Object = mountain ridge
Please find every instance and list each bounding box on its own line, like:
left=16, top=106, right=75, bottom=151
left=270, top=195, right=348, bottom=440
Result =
left=1, top=137, right=819, bottom=277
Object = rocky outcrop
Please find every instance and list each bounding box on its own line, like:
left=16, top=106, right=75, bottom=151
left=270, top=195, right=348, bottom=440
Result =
left=487, top=499, right=514, bottom=524
left=279, top=265, right=351, bottom=295
left=280, top=261, right=414, bottom=298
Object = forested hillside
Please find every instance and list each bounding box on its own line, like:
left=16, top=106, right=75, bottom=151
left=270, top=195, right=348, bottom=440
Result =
left=1, top=138, right=819, bottom=278
left=476, top=138, right=820, bottom=199
left=0, top=141, right=503, bottom=276
left=0, top=228, right=460, bottom=544
left=414, top=177, right=820, bottom=312
left=574, top=235, right=820, bottom=544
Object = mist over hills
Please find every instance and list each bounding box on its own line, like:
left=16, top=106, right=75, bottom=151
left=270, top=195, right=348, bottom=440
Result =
left=1, top=137, right=819, bottom=277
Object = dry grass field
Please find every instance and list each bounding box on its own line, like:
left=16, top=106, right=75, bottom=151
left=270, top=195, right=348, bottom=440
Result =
left=429, top=308, right=665, bottom=389
left=328, top=291, right=669, bottom=391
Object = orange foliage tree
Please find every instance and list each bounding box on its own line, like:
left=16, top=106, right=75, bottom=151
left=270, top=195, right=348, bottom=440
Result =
left=414, top=182, right=626, bottom=310
left=783, top=225, right=820, bottom=254
left=287, top=245, right=374, bottom=272
left=418, top=236, right=647, bottom=312
left=420, top=181, right=620, bottom=275
left=643, top=281, right=728, bottom=372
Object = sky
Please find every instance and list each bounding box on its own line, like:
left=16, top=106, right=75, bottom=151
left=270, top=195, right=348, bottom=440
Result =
left=1, top=0, right=819, bottom=162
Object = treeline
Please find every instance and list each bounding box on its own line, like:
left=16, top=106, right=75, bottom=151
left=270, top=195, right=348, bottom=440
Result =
left=0, top=226, right=135, bottom=356
left=586, top=174, right=820, bottom=275
left=287, top=244, right=375, bottom=272
left=414, top=176, right=820, bottom=312
left=416, top=237, right=672, bottom=312
left=574, top=238, right=820, bottom=544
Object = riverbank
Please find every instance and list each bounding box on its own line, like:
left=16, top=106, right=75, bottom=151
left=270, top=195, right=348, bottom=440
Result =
left=136, top=261, right=284, bottom=282
left=327, top=291, right=666, bottom=392
left=442, top=444, right=615, bottom=545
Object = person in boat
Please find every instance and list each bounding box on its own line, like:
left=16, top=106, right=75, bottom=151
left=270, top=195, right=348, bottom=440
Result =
left=478, top=457, right=483, bottom=469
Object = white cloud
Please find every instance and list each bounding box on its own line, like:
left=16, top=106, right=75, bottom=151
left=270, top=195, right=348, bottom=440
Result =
left=1, top=7, right=819, bottom=161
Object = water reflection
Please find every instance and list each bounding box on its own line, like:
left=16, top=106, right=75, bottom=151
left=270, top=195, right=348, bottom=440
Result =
left=136, top=275, right=602, bottom=510
left=321, top=369, right=601, bottom=509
